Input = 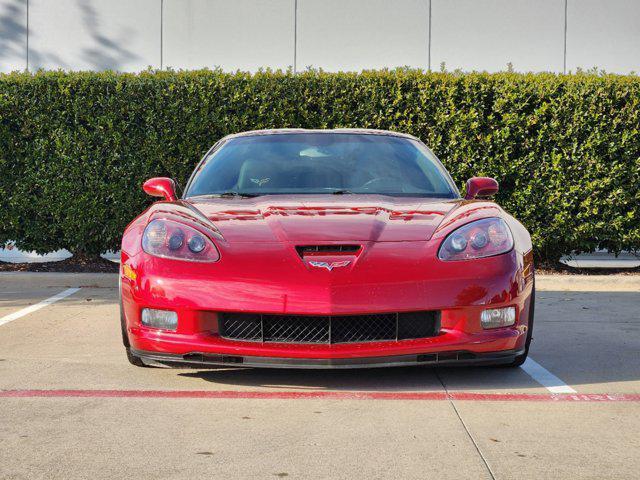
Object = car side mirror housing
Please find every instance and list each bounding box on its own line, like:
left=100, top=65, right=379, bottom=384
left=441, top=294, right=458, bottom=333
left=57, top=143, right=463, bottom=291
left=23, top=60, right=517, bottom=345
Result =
left=465, top=177, right=499, bottom=200
left=143, top=177, right=177, bottom=202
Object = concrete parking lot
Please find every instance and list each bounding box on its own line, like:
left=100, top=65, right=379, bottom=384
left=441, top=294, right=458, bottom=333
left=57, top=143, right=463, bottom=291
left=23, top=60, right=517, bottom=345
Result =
left=1, top=272, right=639, bottom=480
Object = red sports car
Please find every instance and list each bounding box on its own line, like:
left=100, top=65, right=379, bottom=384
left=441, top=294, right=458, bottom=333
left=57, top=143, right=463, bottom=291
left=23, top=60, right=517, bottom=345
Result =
left=120, top=129, right=534, bottom=369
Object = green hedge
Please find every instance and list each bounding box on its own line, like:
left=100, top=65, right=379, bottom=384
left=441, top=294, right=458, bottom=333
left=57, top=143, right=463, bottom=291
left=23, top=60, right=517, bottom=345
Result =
left=1, top=69, right=639, bottom=263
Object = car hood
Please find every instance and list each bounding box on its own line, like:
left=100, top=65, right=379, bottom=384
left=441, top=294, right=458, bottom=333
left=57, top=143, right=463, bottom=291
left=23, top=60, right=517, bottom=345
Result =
left=185, top=195, right=461, bottom=243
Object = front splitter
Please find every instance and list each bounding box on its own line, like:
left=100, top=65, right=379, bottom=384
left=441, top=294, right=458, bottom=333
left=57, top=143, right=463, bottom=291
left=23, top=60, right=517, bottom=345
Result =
left=130, top=348, right=522, bottom=369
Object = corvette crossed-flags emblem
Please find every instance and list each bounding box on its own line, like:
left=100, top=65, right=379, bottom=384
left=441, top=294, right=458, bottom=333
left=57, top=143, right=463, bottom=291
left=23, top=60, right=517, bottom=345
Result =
left=308, top=260, right=351, bottom=271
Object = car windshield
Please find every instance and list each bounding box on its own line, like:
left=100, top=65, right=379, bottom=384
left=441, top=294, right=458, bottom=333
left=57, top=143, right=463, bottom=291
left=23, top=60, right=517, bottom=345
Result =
left=185, top=133, right=458, bottom=198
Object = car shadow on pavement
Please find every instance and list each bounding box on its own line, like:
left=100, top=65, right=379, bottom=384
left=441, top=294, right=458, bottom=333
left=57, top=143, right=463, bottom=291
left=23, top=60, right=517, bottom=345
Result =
left=177, top=365, right=538, bottom=392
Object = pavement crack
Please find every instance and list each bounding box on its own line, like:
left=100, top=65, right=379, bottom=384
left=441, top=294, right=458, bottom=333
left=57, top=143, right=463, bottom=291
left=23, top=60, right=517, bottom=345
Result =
left=435, top=369, right=497, bottom=480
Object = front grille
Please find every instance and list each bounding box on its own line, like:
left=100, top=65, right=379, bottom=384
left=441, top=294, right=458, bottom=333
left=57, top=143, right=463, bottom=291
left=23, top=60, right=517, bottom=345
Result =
left=218, top=311, right=440, bottom=344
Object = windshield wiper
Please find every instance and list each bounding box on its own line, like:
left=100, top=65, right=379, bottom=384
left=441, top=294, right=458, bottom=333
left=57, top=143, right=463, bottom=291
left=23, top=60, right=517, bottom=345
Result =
left=330, top=189, right=355, bottom=195
left=216, top=192, right=261, bottom=198
left=189, top=192, right=260, bottom=199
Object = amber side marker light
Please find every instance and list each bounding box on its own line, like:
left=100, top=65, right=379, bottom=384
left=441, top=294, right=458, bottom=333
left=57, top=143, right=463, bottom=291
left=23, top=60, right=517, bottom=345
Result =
left=122, top=264, right=137, bottom=281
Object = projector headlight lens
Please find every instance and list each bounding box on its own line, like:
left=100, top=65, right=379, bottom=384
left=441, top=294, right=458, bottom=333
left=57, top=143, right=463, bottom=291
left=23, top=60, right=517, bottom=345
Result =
left=449, top=233, right=468, bottom=252
left=188, top=234, right=206, bottom=253
left=167, top=230, right=185, bottom=251
left=470, top=231, right=489, bottom=249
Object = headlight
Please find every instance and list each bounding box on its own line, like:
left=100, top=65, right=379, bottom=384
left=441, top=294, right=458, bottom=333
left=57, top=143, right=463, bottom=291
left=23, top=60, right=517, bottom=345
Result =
left=438, top=218, right=513, bottom=261
left=142, top=219, right=220, bottom=262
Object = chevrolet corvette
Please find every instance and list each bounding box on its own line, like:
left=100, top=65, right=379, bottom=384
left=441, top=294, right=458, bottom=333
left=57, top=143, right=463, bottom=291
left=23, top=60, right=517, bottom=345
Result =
left=120, top=129, right=534, bottom=369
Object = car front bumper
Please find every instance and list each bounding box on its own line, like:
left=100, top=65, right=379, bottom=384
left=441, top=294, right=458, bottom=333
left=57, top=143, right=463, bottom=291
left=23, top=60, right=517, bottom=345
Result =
left=121, top=247, right=534, bottom=368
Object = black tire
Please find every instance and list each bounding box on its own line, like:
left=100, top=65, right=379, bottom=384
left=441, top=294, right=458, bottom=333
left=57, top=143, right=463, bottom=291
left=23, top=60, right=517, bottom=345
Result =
left=504, top=281, right=535, bottom=367
left=124, top=346, right=147, bottom=367
left=119, top=279, right=149, bottom=368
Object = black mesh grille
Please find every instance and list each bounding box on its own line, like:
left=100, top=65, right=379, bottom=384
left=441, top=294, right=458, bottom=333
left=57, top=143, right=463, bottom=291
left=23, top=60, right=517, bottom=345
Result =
left=219, top=311, right=440, bottom=344
left=396, top=311, right=439, bottom=340
left=331, top=314, right=397, bottom=342
left=219, top=313, right=262, bottom=341
left=264, top=316, right=330, bottom=343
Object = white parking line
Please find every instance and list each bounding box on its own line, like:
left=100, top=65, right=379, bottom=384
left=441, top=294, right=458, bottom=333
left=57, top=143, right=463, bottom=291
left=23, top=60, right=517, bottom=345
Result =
left=0, top=288, right=81, bottom=327
left=522, top=357, right=577, bottom=393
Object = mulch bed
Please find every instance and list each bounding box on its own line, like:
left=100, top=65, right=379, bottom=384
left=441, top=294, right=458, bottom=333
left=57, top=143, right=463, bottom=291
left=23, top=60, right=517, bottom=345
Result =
left=536, top=262, right=640, bottom=276
left=0, top=255, right=119, bottom=273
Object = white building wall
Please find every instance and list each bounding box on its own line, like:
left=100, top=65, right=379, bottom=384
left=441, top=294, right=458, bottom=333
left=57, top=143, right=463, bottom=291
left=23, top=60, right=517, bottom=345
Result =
left=0, top=0, right=26, bottom=72
left=566, top=0, right=640, bottom=74
left=27, top=0, right=161, bottom=71
left=0, top=0, right=639, bottom=74
left=431, top=0, right=565, bottom=73
left=297, top=0, right=429, bottom=72
left=163, top=0, right=294, bottom=72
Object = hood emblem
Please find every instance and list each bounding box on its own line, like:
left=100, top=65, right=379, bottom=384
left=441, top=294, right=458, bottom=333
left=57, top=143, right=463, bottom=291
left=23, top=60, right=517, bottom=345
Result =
left=308, top=260, right=351, bottom=271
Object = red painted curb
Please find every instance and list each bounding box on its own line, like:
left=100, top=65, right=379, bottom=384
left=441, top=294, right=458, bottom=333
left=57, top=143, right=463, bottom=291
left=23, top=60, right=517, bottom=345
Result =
left=1, top=389, right=639, bottom=402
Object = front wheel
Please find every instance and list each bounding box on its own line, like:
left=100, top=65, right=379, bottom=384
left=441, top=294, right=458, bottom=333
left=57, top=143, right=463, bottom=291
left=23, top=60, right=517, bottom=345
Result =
left=505, top=282, right=535, bottom=368
left=119, top=278, right=149, bottom=368
left=124, top=347, right=147, bottom=367
left=120, top=308, right=148, bottom=367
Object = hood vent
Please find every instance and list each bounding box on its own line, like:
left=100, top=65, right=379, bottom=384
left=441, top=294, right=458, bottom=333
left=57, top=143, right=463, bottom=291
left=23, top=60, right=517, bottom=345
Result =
left=296, top=244, right=361, bottom=257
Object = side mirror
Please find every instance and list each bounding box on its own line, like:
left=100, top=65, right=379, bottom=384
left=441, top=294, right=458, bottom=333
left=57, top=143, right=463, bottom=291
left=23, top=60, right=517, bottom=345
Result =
left=143, top=177, right=177, bottom=202
left=464, top=177, right=499, bottom=200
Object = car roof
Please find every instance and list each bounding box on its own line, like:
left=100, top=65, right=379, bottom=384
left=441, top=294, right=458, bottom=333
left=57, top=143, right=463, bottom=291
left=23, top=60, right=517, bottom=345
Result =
left=220, top=128, right=419, bottom=142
